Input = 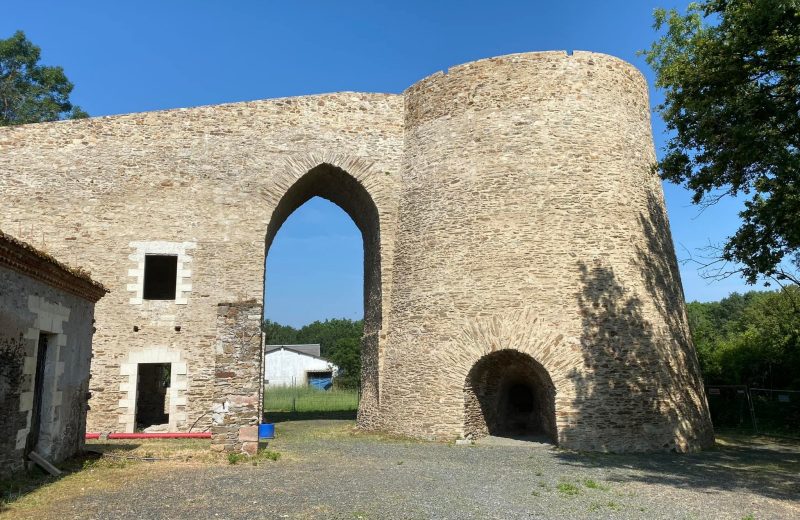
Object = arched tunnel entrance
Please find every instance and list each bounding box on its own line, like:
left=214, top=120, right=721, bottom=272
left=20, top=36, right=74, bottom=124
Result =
left=464, top=350, right=556, bottom=442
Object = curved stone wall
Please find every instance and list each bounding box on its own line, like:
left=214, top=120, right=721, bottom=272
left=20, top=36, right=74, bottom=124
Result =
left=380, top=51, right=713, bottom=452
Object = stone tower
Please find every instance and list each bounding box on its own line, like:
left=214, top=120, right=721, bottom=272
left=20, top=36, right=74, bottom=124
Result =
left=0, top=51, right=714, bottom=452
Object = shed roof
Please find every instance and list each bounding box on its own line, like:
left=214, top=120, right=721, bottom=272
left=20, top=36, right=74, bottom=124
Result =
left=0, top=230, right=108, bottom=302
left=265, top=344, right=321, bottom=357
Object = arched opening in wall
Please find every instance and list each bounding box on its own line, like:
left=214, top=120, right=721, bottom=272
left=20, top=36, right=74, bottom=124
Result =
left=464, top=350, right=556, bottom=443
left=262, top=164, right=381, bottom=420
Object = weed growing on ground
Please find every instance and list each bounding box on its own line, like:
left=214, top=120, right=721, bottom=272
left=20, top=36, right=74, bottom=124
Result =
left=258, top=449, right=281, bottom=461
left=228, top=452, right=247, bottom=465
left=228, top=449, right=281, bottom=465
left=583, top=479, right=609, bottom=491
left=741, top=515, right=756, bottom=520
left=557, top=482, right=580, bottom=496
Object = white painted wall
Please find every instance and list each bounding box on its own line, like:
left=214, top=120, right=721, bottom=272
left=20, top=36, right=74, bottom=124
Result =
left=264, top=348, right=338, bottom=386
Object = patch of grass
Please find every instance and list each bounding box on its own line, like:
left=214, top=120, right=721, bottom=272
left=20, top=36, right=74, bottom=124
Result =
left=82, top=456, right=134, bottom=470
left=583, top=479, right=609, bottom=491
left=0, top=450, right=152, bottom=517
left=557, top=482, right=580, bottom=497
left=741, top=515, right=756, bottom=520
left=257, top=448, right=281, bottom=461
left=227, top=452, right=247, bottom=465
left=228, top=448, right=281, bottom=465
left=263, top=386, right=359, bottom=413
left=86, top=438, right=212, bottom=463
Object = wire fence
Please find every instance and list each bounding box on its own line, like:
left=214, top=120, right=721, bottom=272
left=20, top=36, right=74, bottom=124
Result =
left=263, top=385, right=360, bottom=414
left=706, top=385, right=800, bottom=438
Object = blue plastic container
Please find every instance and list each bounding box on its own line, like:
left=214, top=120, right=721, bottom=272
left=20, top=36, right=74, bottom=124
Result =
left=258, top=423, right=275, bottom=439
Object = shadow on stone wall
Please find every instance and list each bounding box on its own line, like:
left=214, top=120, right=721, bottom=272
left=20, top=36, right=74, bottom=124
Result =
left=0, top=334, right=26, bottom=477
left=566, top=191, right=713, bottom=453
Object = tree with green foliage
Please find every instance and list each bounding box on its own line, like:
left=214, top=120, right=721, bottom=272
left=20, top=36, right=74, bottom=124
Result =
left=0, top=30, right=87, bottom=125
left=687, top=287, right=800, bottom=389
left=328, top=336, right=361, bottom=389
left=644, top=0, right=799, bottom=285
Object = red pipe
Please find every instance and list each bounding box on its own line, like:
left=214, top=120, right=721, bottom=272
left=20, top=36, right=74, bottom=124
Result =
left=86, top=432, right=211, bottom=439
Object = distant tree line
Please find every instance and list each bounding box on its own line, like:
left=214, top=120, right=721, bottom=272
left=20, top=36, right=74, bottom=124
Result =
left=262, top=318, right=363, bottom=389
left=687, top=286, right=800, bottom=390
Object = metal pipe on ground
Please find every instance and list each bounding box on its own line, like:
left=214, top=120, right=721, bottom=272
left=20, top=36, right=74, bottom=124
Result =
left=85, top=432, right=211, bottom=439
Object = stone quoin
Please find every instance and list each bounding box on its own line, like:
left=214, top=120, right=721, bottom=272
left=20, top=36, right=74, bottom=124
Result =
left=0, top=51, right=714, bottom=452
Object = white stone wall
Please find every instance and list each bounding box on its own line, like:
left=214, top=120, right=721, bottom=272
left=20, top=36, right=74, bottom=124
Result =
left=264, top=348, right=337, bottom=387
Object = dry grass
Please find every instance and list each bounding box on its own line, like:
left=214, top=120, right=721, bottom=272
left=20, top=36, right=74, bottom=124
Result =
left=0, top=438, right=246, bottom=518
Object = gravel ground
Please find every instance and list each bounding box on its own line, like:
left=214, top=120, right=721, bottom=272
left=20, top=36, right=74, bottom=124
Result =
left=9, top=420, right=800, bottom=519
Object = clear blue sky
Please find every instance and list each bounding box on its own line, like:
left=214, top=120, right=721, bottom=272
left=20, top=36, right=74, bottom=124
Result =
left=4, top=1, right=756, bottom=327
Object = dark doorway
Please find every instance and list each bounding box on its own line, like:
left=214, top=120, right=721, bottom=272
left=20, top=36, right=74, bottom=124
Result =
left=135, top=363, right=171, bottom=429
left=143, top=255, right=178, bottom=300
left=25, top=333, right=51, bottom=455
left=465, top=350, right=557, bottom=442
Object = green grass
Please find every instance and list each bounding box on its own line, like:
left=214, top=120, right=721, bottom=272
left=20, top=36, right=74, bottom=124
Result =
left=557, top=482, right=580, bottom=496
left=583, top=479, right=609, bottom=491
left=263, top=386, right=360, bottom=413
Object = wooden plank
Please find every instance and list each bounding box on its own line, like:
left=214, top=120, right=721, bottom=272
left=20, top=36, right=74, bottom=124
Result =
left=28, top=451, right=62, bottom=476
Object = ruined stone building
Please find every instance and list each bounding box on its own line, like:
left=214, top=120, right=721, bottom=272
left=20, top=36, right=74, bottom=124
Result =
left=0, top=231, right=106, bottom=475
left=0, top=51, right=714, bottom=453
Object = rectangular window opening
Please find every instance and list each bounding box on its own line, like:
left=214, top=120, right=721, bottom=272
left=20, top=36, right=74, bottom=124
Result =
left=143, top=254, right=178, bottom=300
left=135, top=363, right=171, bottom=430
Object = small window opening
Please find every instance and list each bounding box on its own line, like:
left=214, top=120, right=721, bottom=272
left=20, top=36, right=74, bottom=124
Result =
left=143, top=255, right=178, bottom=300
left=135, top=363, right=171, bottom=430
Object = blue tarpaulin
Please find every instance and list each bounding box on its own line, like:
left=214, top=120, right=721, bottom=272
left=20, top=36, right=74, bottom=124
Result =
left=308, top=372, right=333, bottom=390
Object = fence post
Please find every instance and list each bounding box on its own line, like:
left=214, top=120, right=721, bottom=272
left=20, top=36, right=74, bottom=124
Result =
left=744, top=385, right=758, bottom=434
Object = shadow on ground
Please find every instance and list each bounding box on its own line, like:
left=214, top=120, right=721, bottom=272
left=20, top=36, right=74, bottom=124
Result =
left=264, top=410, right=357, bottom=422
left=0, top=451, right=102, bottom=513
left=554, top=434, right=800, bottom=502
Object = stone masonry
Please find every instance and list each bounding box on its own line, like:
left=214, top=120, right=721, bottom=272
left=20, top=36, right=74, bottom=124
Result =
left=0, top=51, right=714, bottom=452
left=0, top=231, right=106, bottom=475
